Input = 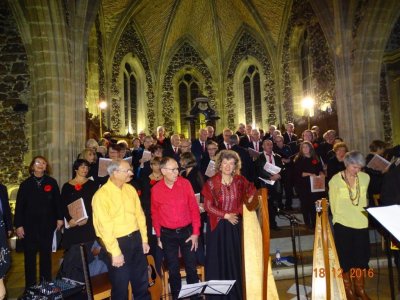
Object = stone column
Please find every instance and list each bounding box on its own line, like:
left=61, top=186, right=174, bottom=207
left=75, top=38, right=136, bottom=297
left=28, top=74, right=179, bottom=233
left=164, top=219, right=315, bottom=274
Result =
left=310, top=0, right=400, bottom=152
left=8, top=0, right=99, bottom=184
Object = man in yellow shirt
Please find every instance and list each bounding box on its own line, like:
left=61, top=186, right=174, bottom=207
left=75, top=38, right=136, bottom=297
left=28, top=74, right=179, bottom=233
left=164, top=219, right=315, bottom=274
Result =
left=93, top=159, right=150, bottom=300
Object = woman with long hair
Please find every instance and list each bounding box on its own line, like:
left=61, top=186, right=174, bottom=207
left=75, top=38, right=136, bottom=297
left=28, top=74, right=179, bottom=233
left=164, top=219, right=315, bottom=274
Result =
left=202, top=150, right=256, bottom=299
left=293, top=141, right=325, bottom=228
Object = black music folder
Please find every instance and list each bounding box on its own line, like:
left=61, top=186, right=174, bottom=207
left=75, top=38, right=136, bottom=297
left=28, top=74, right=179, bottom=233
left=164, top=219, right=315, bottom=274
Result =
left=178, top=280, right=236, bottom=298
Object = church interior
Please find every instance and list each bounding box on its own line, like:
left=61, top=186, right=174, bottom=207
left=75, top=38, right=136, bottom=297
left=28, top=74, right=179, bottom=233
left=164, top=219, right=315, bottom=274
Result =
left=1, top=0, right=400, bottom=299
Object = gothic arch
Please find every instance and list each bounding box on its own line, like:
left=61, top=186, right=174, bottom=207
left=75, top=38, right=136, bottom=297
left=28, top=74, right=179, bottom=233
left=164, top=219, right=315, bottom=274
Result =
left=161, top=41, right=216, bottom=132
left=226, top=30, right=276, bottom=129
left=111, top=21, right=156, bottom=133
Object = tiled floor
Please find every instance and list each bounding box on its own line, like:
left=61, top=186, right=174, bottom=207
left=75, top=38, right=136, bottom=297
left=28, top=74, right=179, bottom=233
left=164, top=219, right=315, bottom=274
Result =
left=4, top=249, right=400, bottom=299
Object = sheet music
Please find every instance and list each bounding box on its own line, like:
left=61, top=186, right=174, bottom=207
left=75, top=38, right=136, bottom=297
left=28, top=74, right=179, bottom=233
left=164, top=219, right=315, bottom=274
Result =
left=205, top=160, right=216, bottom=177
left=142, top=150, right=152, bottom=162
left=203, top=280, right=236, bottom=295
left=98, top=157, right=112, bottom=177
left=366, top=205, right=400, bottom=242
left=310, top=175, right=325, bottom=192
left=258, top=176, right=275, bottom=186
left=263, top=161, right=281, bottom=175
left=124, top=156, right=132, bottom=164
left=98, top=157, right=133, bottom=177
left=247, top=147, right=261, bottom=159
left=178, top=280, right=236, bottom=298
left=366, top=154, right=390, bottom=172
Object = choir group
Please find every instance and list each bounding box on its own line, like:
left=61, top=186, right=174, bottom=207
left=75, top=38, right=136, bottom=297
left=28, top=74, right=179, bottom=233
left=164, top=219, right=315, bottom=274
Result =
left=1, top=122, right=399, bottom=299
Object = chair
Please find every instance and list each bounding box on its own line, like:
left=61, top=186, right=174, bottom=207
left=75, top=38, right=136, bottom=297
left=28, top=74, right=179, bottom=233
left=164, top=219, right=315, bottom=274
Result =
left=161, top=258, right=205, bottom=300
left=80, top=243, right=132, bottom=300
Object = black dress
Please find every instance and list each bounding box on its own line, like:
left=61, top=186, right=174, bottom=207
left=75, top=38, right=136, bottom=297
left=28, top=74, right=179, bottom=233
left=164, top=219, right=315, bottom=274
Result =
left=293, top=157, right=325, bottom=227
left=61, top=180, right=98, bottom=248
left=0, top=211, right=10, bottom=278
left=59, top=180, right=109, bottom=282
left=14, top=175, right=63, bottom=287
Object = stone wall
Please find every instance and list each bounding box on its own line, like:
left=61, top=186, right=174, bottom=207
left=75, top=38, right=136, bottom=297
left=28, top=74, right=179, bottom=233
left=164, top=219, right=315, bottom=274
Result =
left=0, top=0, right=29, bottom=185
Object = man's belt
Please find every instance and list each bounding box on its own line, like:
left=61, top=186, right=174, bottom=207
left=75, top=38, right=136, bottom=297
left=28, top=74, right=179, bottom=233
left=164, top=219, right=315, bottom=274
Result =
left=161, top=224, right=191, bottom=234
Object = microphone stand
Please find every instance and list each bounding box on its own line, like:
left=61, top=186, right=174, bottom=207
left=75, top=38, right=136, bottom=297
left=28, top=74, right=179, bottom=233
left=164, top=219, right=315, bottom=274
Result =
left=278, top=210, right=300, bottom=300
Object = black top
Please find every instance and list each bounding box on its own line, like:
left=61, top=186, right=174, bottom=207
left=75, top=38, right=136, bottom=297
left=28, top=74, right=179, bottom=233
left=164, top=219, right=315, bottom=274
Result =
left=364, top=153, right=385, bottom=197
left=381, top=163, right=400, bottom=206
left=231, top=145, right=256, bottom=183
left=61, top=180, right=98, bottom=248
left=326, top=156, right=346, bottom=183
left=293, top=156, right=324, bottom=195
left=181, top=166, right=204, bottom=195
left=0, top=211, right=10, bottom=278
left=0, top=184, right=13, bottom=232
left=14, top=175, right=63, bottom=240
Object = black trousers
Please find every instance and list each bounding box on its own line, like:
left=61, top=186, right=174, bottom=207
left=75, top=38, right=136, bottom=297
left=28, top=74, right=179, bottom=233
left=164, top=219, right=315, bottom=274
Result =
left=334, top=223, right=370, bottom=273
left=23, top=237, right=52, bottom=288
left=161, top=225, right=199, bottom=300
left=109, top=231, right=150, bottom=300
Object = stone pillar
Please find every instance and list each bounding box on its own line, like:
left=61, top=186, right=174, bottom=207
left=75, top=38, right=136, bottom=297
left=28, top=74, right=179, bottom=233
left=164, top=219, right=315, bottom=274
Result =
left=310, top=0, right=400, bottom=152
left=8, top=0, right=99, bottom=184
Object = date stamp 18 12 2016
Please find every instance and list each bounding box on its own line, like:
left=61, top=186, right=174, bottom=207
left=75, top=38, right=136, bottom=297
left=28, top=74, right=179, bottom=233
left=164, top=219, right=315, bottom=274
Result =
left=313, top=268, right=375, bottom=278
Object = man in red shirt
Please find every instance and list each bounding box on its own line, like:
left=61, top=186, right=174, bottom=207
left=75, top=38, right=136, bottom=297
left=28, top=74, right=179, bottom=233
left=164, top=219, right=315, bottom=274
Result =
left=151, top=157, right=201, bottom=300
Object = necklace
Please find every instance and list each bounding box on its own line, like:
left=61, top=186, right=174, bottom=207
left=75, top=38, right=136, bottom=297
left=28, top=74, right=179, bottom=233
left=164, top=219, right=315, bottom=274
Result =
left=343, top=171, right=360, bottom=206
left=33, top=176, right=44, bottom=187
left=221, top=176, right=233, bottom=186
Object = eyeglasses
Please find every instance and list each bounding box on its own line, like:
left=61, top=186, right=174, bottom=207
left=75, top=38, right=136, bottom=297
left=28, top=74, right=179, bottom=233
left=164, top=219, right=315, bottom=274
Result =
left=162, top=167, right=179, bottom=172
left=34, top=161, right=47, bottom=165
left=117, top=168, right=133, bottom=173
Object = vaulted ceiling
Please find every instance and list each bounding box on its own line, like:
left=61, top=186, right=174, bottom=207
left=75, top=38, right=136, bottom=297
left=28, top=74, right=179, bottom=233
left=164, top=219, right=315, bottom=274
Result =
left=99, top=0, right=290, bottom=73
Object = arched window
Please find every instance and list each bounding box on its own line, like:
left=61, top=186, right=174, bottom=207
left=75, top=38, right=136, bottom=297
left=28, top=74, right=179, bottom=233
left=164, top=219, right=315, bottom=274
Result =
left=123, top=63, right=137, bottom=134
left=243, top=65, right=262, bottom=126
left=178, top=74, right=200, bottom=134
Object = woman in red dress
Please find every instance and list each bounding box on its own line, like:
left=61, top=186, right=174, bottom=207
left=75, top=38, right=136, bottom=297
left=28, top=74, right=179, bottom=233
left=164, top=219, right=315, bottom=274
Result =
left=202, top=150, right=256, bottom=299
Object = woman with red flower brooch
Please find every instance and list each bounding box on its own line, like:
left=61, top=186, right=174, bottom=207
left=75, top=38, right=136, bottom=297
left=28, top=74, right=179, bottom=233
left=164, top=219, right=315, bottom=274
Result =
left=14, top=156, right=64, bottom=289
left=58, top=159, right=109, bottom=282
left=137, top=156, right=163, bottom=272
left=293, top=141, right=326, bottom=229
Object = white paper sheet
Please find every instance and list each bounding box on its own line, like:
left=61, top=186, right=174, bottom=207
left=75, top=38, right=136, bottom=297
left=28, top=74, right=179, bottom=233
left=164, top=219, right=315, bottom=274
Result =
left=366, top=205, right=400, bottom=242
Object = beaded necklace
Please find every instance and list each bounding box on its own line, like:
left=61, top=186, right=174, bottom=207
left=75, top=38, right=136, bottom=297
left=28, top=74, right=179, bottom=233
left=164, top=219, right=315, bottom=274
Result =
left=342, top=171, right=360, bottom=206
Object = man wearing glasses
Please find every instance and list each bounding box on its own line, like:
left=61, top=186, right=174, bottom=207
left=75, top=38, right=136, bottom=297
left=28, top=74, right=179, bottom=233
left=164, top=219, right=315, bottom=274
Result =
left=92, top=159, right=150, bottom=300
left=151, top=157, right=201, bottom=300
